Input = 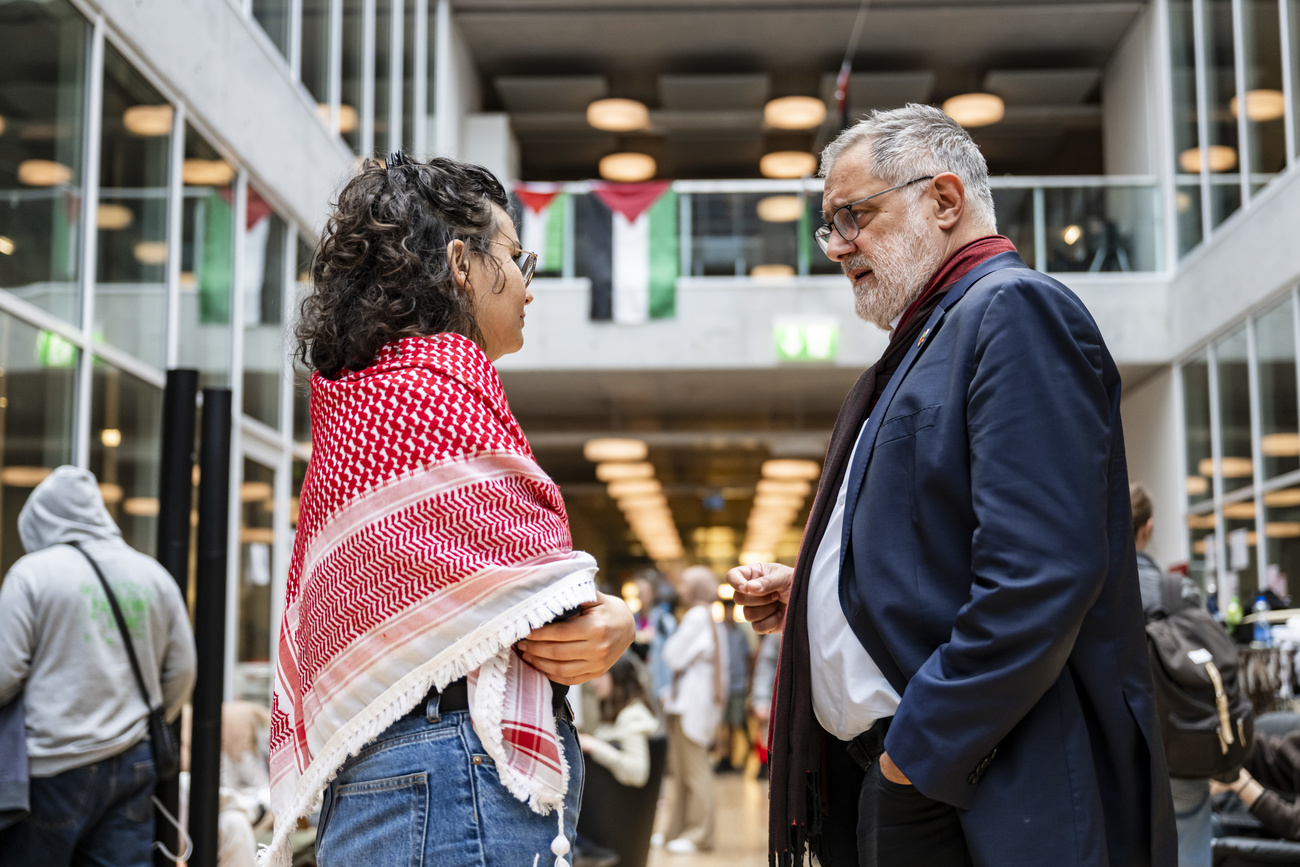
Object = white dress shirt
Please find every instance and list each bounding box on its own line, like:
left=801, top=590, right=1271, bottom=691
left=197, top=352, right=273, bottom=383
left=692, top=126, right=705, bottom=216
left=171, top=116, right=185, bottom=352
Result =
left=807, top=421, right=901, bottom=740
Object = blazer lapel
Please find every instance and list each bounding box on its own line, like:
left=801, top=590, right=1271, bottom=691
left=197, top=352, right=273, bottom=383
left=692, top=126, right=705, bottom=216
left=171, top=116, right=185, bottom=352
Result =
left=838, top=252, right=1024, bottom=566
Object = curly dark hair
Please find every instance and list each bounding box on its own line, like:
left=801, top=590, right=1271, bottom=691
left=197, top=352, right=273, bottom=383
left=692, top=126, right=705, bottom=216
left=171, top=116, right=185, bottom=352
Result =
left=295, top=154, right=512, bottom=378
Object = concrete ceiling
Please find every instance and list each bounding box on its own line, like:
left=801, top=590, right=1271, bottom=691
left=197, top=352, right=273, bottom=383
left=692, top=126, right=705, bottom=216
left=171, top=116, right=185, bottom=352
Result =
left=457, top=0, right=1143, bottom=179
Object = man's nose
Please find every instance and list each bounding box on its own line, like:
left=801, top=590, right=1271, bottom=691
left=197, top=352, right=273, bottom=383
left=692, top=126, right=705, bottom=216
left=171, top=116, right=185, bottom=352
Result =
left=825, top=230, right=857, bottom=262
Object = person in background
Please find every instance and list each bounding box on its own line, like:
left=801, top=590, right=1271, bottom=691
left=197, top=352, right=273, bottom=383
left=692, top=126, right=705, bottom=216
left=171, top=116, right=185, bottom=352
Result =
left=634, top=573, right=677, bottom=706
left=1210, top=726, right=1300, bottom=841
left=750, top=633, right=781, bottom=779
left=660, top=566, right=728, bottom=856
left=578, top=654, right=658, bottom=788
left=715, top=601, right=752, bottom=773
left=0, top=467, right=197, bottom=867
left=1132, top=482, right=1209, bottom=867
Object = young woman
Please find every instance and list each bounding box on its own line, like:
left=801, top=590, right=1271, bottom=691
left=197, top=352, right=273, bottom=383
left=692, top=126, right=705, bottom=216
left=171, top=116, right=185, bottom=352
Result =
left=262, top=154, right=633, bottom=867
left=578, top=655, right=658, bottom=788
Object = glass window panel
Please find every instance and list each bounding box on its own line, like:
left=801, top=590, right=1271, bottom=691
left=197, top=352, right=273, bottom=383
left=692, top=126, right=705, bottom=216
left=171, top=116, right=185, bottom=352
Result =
left=1257, top=298, right=1298, bottom=479
left=374, top=0, right=393, bottom=155
left=293, top=236, right=314, bottom=446
left=89, top=360, right=162, bottom=557
left=178, top=125, right=234, bottom=388
left=1216, top=327, right=1253, bottom=495
left=988, top=189, right=1035, bottom=270
left=341, top=0, right=364, bottom=153
left=1206, top=0, right=1243, bottom=229
left=235, top=457, right=276, bottom=705
left=1170, top=0, right=1204, bottom=256
left=1290, top=0, right=1300, bottom=162
left=0, top=0, right=88, bottom=325
left=1184, top=353, right=1212, bottom=507
left=1264, top=491, right=1300, bottom=605
left=1187, top=510, right=1218, bottom=596
left=96, top=46, right=170, bottom=369
left=1241, top=0, right=1286, bottom=192
left=253, top=0, right=291, bottom=60
left=301, top=0, right=331, bottom=108
left=402, top=0, right=418, bottom=151
left=241, top=191, right=285, bottom=429
left=0, top=312, right=76, bottom=576
left=688, top=193, right=798, bottom=278
left=1042, top=186, right=1160, bottom=273
left=1223, top=508, right=1260, bottom=602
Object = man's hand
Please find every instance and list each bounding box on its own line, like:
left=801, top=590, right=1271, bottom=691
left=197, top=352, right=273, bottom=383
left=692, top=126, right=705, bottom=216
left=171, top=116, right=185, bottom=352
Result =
left=726, top=562, right=793, bottom=633
left=879, top=751, right=913, bottom=785
left=516, top=592, right=635, bottom=685
left=577, top=732, right=600, bottom=754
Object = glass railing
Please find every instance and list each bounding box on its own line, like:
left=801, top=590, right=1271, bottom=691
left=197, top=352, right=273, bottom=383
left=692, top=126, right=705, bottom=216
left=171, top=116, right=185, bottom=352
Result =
left=517, top=175, right=1165, bottom=282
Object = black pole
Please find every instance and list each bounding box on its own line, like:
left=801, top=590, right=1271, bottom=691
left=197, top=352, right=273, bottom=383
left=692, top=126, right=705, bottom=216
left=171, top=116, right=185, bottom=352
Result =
left=189, top=388, right=232, bottom=867
left=154, top=369, right=198, bottom=867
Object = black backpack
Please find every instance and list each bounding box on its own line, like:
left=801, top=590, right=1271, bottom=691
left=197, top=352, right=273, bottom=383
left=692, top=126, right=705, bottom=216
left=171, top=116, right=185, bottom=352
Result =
left=1145, top=574, right=1254, bottom=779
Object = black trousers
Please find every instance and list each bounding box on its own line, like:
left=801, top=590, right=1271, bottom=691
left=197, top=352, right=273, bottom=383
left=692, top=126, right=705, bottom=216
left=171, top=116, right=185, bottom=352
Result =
left=818, top=722, right=973, bottom=867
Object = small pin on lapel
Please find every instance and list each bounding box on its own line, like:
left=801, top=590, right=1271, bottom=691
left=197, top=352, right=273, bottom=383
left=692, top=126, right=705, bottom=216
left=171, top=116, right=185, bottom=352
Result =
left=916, top=328, right=931, bottom=348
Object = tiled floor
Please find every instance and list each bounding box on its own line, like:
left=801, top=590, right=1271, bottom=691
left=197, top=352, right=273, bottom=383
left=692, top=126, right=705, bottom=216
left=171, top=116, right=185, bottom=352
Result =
left=646, top=771, right=770, bottom=867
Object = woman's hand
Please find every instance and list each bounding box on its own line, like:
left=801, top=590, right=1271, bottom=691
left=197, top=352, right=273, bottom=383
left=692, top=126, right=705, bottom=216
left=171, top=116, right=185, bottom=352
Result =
left=726, top=562, right=794, bottom=633
left=516, top=592, right=635, bottom=685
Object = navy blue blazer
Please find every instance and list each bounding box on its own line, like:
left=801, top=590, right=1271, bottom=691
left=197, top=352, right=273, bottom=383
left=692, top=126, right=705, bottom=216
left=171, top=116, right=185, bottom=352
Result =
left=829, top=252, right=1176, bottom=865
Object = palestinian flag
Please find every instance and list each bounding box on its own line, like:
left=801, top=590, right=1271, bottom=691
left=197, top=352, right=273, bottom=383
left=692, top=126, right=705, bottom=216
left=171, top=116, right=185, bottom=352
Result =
left=514, top=183, right=566, bottom=275
left=576, top=181, right=677, bottom=323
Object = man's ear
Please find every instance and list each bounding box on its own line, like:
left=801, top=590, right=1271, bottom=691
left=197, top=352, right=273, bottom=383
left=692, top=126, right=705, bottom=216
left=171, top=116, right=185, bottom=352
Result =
left=446, top=239, right=470, bottom=290
left=931, top=172, right=966, bottom=231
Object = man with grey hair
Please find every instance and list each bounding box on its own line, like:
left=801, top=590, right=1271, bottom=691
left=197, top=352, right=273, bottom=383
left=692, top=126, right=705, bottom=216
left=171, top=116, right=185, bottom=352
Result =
left=729, top=104, right=1175, bottom=866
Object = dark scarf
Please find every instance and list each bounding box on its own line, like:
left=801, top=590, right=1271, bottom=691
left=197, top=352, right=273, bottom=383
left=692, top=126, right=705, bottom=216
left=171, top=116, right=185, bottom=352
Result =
left=766, top=235, right=1017, bottom=867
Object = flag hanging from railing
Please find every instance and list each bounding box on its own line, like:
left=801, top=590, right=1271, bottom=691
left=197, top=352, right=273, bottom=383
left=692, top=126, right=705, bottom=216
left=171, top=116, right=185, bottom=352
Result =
left=579, top=181, right=677, bottom=323
left=513, top=183, right=567, bottom=275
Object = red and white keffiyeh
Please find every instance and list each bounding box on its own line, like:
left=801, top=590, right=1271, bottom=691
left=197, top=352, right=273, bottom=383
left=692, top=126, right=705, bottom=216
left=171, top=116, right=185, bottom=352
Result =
left=261, top=334, right=597, bottom=867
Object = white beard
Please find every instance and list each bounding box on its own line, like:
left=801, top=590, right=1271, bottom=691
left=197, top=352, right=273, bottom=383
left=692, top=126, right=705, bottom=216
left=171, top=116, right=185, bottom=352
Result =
left=842, top=206, right=945, bottom=331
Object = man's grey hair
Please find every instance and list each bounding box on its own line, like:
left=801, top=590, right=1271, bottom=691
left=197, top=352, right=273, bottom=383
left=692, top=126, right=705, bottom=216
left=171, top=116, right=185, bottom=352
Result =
left=819, top=103, right=997, bottom=233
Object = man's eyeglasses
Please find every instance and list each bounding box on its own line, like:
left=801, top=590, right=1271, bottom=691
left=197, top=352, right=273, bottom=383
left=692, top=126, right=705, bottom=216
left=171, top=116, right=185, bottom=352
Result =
left=487, top=239, right=537, bottom=287
left=813, top=176, right=935, bottom=255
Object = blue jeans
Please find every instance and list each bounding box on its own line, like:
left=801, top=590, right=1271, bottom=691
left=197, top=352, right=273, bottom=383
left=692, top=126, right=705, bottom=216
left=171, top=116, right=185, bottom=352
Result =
left=0, top=738, right=156, bottom=867
left=1170, top=777, right=1212, bottom=867
left=316, top=703, right=584, bottom=867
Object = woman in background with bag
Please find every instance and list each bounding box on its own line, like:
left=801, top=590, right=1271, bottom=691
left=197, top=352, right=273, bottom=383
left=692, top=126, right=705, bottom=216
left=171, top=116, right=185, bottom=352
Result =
left=0, top=466, right=197, bottom=867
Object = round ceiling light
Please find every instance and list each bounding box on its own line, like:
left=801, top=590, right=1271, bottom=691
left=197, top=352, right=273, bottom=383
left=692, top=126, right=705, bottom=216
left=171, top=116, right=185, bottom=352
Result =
left=584, top=437, right=648, bottom=462
left=318, top=103, right=361, bottom=134
left=764, top=96, right=827, bottom=130
left=182, top=158, right=236, bottom=186
left=756, top=479, right=811, bottom=496
left=941, top=93, right=1005, bottom=128
left=587, top=98, right=650, bottom=132
left=133, top=240, right=169, bottom=266
left=1, top=466, right=53, bottom=487
left=598, top=152, right=657, bottom=182
left=124, top=496, right=160, bottom=516
left=760, top=151, right=817, bottom=179
left=1265, top=488, right=1300, bottom=507
left=1198, top=456, right=1253, bottom=478
left=1179, top=145, right=1238, bottom=173
left=607, top=478, right=662, bottom=498
left=122, top=104, right=174, bottom=136
left=96, top=203, right=134, bottom=231
left=761, top=458, right=821, bottom=480
left=1262, top=432, right=1300, bottom=457
left=756, top=195, right=805, bottom=223
left=751, top=263, right=796, bottom=279
left=595, top=461, right=655, bottom=481
left=17, top=159, right=73, bottom=186
left=1231, top=89, right=1286, bottom=122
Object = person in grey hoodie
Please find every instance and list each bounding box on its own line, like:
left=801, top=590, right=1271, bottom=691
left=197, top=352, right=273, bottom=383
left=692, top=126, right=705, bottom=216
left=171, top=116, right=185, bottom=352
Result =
left=0, top=466, right=196, bottom=867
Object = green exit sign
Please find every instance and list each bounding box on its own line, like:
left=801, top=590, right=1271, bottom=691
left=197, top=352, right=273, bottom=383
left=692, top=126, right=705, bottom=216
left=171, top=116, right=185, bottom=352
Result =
left=774, top=320, right=839, bottom=362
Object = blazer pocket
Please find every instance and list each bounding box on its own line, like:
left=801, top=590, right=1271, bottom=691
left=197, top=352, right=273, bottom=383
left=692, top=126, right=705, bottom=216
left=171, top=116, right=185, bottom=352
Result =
left=875, top=404, right=941, bottom=446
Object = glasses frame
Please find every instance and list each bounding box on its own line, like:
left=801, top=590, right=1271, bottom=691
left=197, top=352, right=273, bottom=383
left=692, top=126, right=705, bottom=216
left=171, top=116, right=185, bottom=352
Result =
left=814, top=175, right=936, bottom=255
left=486, top=238, right=538, bottom=287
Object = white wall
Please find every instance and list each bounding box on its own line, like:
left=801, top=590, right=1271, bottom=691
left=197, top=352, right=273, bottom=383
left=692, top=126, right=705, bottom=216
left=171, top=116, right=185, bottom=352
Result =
left=1101, top=7, right=1160, bottom=176
left=463, top=114, right=520, bottom=186
left=1120, top=366, right=1187, bottom=568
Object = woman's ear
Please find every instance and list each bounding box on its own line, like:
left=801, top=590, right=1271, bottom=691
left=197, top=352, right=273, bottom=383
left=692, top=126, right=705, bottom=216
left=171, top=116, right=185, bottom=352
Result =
left=446, top=239, right=471, bottom=291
